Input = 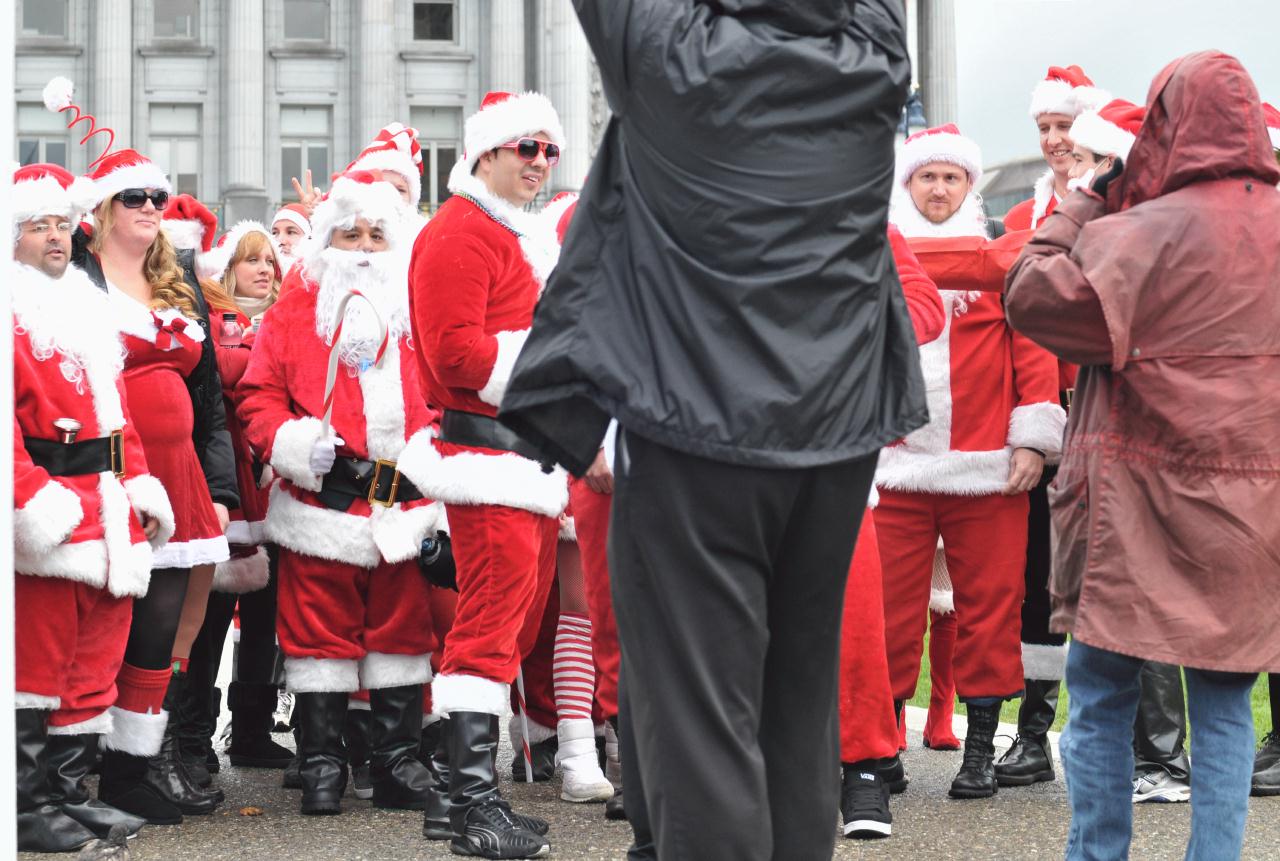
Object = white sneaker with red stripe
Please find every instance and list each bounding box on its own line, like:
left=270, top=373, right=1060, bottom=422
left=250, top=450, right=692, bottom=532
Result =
left=556, top=719, right=614, bottom=802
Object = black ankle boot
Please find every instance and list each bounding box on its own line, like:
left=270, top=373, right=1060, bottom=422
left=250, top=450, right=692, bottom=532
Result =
left=369, top=685, right=434, bottom=810
left=153, top=671, right=223, bottom=809
left=877, top=753, right=909, bottom=795
left=448, top=711, right=550, bottom=859
left=46, top=733, right=146, bottom=839
left=227, top=682, right=294, bottom=768
left=949, top=703, right=1002, bottom=799
left=295, top=692, right=349, bottom=815
left=99, top=746, right=184, bottom=826
left=995, top=679, right=1058, bottom=787
left=16, top=709, right=97, bottom=852
left=175, top=675, right=216, bottom=787
left=604, top=717, right=626, bottom=821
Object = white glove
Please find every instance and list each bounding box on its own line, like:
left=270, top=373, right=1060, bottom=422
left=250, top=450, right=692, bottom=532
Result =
left=309, top=434, right=344, bottom=476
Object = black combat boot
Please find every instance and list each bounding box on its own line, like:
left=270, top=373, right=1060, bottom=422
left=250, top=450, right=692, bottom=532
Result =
left=995, top=679, right=1058, bottom=786
left=949, top=702, right=1002, bottom=799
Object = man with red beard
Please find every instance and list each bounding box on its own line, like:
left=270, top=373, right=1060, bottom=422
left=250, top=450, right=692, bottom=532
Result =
left=877, top=125, right=1065, bottom=800
left=407, top=90, right=566, bottom=860
left=237, top=171, right=445, bottom=818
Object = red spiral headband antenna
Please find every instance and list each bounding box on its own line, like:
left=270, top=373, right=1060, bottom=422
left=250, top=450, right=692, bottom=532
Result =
left=42, top=77, right=117, bottom=169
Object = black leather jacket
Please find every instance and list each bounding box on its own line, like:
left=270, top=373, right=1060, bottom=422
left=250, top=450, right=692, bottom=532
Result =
left=73, top=232, right=240, bottom=509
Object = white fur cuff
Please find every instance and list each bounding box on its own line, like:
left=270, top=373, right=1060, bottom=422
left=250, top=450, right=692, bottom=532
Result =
left=101, top=707, right=168, bottom=756
left=48, top=710, right=114, bottom=736
left=929, top=587, right=955, bottom=615
left=212, top=548, right=271, bottom=593
left=359, top=652, right=432, bottom=690
left=478, top=329, right=531, bottom=408
left=509, top=713, right=557, bottom=746
left=1022, top=642, right=1070, bottom=681
left=14, top=480, right=84, bottom=557
left=124, top=474, right=176, bottom=548
left=284, top=656, right=360, bottom=693
left=432, top=673, right=509, bottom=717
left=395, top=428, right=440, bottom=491
left=16, top=692, right=62, bottom=710
left=271, top=416, right=327, bottom=492
left=1008, top=402, right=1067, bottom=460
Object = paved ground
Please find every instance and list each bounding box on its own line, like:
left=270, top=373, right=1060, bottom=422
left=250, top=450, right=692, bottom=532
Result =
left=30, top=711, right=1278, bottom=861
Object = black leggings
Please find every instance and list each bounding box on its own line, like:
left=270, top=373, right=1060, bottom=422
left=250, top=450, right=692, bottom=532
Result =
left=123, top=567, right=190, bottom=670
left=1271, top=673, right=1279, bottom=730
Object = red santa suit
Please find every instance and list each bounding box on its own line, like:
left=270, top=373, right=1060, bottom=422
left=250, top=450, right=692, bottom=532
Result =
left=237, top=175, right=444, bottom=693
left=407, top=92, right=570, bottom=719
left=13, top=260, right=175, bottom=734
left=877, top=127, right=1066, bottom=702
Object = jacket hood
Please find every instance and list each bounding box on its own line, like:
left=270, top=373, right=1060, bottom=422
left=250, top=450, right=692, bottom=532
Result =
left=706, top=0, right=854, bottom=35
left=1113, top=51, right=1280, bottom=211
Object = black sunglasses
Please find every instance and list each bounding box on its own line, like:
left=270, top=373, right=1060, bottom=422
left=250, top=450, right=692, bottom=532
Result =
left=115, top=188, right=170, bottom=210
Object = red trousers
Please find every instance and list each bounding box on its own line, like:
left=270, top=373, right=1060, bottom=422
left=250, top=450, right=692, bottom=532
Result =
left=837, top=511, right=900, bottom=763
left=276, top=548, right=435, bottom=692
left=570, top=479, right=620, bottom=721
left=16, top=575, right=132, bottom=730
left=440, top=504, right=558, bottom=686
left=877, top=490, right=1028, bottom=701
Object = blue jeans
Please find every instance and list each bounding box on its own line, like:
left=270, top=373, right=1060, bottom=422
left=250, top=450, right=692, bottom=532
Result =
left=1061, top=641, right=1257, bottom=861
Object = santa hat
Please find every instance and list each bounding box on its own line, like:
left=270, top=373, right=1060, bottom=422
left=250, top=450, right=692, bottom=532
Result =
left=198, top=221, right=283, bottom=282
left=1070, top=99, right=1146, bottom=161
left=1029, top=65, right=1111, bottom=119
left=896, top=123, right=983, bottom=188
left=12, top=162, right=99, bottom=227
left=271, top=203, right=313, bottom=237
left=448, top=91, right=566, bottom=191
left=307, top=170, right=407, bottom=257
left=84, top=149, right=173, bottom=210
left=1263, top=102, right=1280, bottom=151
left=544, top=192, right=579, bottom=245
left=349, top=122, right=423, bottom=207
left=161, top=194, right=218, bottom=254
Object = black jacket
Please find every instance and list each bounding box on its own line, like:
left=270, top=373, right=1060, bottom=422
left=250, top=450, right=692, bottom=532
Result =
left=500, top=0, right=927, bottom=475
left=74, top=234, right=240, bottom=509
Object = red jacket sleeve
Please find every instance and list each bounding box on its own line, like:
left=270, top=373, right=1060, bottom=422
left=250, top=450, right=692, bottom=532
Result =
left=888, top=226, right=944, bottom=345
left=906, top=231, right=1034, bottom=294
left=411, top=232, right=502, bottom=392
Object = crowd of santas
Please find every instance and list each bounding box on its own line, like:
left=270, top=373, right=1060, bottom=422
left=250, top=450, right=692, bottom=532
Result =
left=11, top=64, right=1280, bottom=860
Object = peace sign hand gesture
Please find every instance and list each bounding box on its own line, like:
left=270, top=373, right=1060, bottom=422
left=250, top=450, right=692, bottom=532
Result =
left=291, top=169, right=323, bottom=216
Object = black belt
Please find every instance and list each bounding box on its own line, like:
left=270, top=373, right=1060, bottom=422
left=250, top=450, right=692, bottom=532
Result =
left=439, top=410, right=550, bottom=466
left=25, top=431, right=125, bottom=479
left=318, top=455, right=424, bottom=510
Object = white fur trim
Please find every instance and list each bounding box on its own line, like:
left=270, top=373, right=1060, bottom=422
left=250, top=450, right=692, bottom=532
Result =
left=16, top=693, right=62, bottom=710
left=1031, top=170, right=1058, bottom=228
left=272, top=207, right=312, bottom=236
left=284, top=657, right=360, bottom=693
left=542, top=193, right=579, bottom=231
left=1070, top=110, right=1137, bottom=161
left=347, top=698, right=371, bottom=710
left=12, top=174, right=92, bottom=225
left=508, top=713, right=557, bottom=746
left=1029, top=78, right=1078, bottom=119
left=359, top=337, right=408, bottom=461
left=14, top=479, right=84, bottom=558
left=350, top=148, right=422, bottom=208
left=201, top=221, right=281, bottom=282
left=559, top=516, right=577, bottom=542
left=161, top=218, right=209, bottom=253
left=43, top=76, right=75, bottom=111
left=446, top=170, right=562, bottom=286
left=151, top=536, right=230, bottom=568
left=100, top=472, right=153, bottom=596
left=413, top=444, right=568, bottom=518
left=432, top=673, right=509, bottom=717
left=370, top=500, right=444, bottom=565
left=395, top=428, right=438, bottom=490
left=359, top=652, right=432, bottom=690
left=929, top=587, right=955, bottom=614
left=1269, top=127, right=1280, bottom=151
left=107, top=293, right=206, bottom=346
left=866, top=486, right=880, bottom=510
left=460, top=91, right=566, bottom=177
left=477, top=329, right=530, bottom=407
left=48, top=710, right=114, bottom=736
left=269, top=416, right=327, bottom=492
left=890, top=189, right=990, bottom=239
left=212, top=548, right=270, bottom=593
left=876, top=447, right=1015, bottom=496
left=1022, top=642, right=1069, bottom=681
left=1072, top=86, right=1111, bottom=115
left=897, top=131, right=984, bottom=188
left=123, top=474, right=175, bottom=548
left=1007, top=402, right=1067, bottom=460
left=225, top=519, right=266, bottom=545
left=101, top=706, right=167, bottom=756
left=17, top=537, right=152, bottom=598
left=90, top=163, right=173, bottom=208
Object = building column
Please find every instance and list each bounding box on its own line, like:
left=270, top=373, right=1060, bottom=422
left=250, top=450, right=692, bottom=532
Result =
left=93, top=0, right=133, bottom=153
left=224, top=0, right=269, bottom=224
left=359, top=0, right=398, bottom=145
left=918, top=0, right=958, bottom=127
left=489, top=0, right=526, bottom=93
left=540, top=0, right=591, bottom=193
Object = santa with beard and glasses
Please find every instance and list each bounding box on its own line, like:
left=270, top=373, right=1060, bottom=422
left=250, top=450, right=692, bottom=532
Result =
left=875, top=125, right=1065, bottom=801
left=236, top=170, right=446, bottom=818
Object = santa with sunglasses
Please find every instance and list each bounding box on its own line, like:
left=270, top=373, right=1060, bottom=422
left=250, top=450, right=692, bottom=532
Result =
left=407, top=90, right=567, bottom=860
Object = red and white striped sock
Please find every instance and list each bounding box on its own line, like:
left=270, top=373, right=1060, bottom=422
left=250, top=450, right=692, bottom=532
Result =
left=553, top=613, right=596, bottom=722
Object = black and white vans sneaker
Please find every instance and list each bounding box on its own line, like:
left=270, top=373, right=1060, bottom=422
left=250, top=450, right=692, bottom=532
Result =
left=451, top=798, right=550, bottom=859
left=841, top=762, right=892, bottom=839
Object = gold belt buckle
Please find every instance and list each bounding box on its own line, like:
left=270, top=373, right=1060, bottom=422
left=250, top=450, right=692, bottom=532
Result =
left=368, top=459, right=400, bottom=507
left=110, top=430, right=126, bottom=479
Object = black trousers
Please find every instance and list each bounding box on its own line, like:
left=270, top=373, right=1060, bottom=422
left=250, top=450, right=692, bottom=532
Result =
left=1134, top=661, right=1190, bottom=780
left=1022, top=466, right=1068, bottom=652
left=609, top=431, right=875, bottom=861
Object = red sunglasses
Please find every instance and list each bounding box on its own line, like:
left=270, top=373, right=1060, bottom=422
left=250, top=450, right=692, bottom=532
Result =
left=499, top=137, right=561, bottom=166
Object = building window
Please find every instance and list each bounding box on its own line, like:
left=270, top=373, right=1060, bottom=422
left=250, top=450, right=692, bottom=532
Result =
left=150, top=104, right=202, bottom=197
left=281, top=106, right=331, bottom=199
left=283, top=0, right=329, bottom=40
left=19, top=0, right=68, bottom=38
left=154, top=0, right=199, bottom=39
left=17, top=104, right=69, bottom=167
left=410, top=106, right=462, bottom=212
left=413, top=1, right=456, bottom=41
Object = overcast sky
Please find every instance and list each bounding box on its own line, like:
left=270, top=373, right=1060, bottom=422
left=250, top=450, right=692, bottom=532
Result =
left=952, top=0, right=1280, bottom=166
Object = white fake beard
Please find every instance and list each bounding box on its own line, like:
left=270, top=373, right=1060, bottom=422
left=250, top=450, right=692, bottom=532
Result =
left=1066, top=168, right=1097, bottom=193
left=889, top=188, right=991, bottom=239
left=312, top=247, right=411, bottom=369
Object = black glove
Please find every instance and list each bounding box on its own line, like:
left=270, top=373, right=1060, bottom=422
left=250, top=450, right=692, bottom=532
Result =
left=1091, top=157, right=1125, bottom=198
left=418, top=531, right=457, bottom=591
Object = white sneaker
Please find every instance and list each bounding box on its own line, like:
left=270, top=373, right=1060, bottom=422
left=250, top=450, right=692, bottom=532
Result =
left=1132, top=769, right=1191, bottom=803
left=557, top=719, right=614, bottom=803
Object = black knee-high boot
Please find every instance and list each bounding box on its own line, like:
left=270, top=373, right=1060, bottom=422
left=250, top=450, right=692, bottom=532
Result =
left=16, top=710, right=96, bottom=853
left=295, top=692, right=349, bottom=815
left=45, top=732, right=146, bottom=838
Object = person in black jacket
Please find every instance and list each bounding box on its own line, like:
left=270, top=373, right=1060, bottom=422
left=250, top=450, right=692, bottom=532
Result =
left=498, top=3, right=919, bottom=859
left=70, top=150, right=238, bottom=826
